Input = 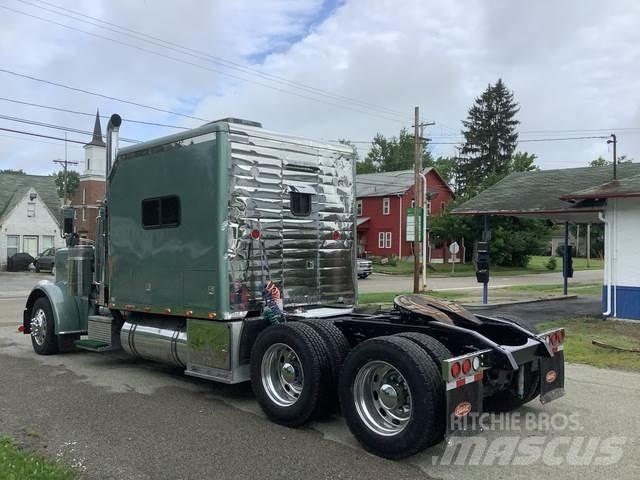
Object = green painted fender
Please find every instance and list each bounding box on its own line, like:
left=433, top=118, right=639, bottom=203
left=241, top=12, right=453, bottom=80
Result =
left=23, top=280, right=89, bottom=335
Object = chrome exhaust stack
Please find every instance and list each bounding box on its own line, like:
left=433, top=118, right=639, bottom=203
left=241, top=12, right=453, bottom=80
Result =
left=97, top=113, right=122, bottom=306
left=105, top=113, right=122, bottom=178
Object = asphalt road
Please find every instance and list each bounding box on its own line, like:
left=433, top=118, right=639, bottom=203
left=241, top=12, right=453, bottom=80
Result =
left=0, top=273, right=637, bottom=480
left=358, top=269, right=604, bottom=294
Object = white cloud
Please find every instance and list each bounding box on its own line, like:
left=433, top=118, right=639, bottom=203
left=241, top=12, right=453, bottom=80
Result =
left=1, top=0, right=639, bottom=174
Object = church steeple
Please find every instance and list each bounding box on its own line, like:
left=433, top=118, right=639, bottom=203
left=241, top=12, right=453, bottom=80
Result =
left=84, top=110, right=106, bottom=148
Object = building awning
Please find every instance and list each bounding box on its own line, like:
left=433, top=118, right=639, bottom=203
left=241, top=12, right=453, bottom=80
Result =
left=561, top=173, right=640, bottom=201
left=356, top=217, right=370, bottom=227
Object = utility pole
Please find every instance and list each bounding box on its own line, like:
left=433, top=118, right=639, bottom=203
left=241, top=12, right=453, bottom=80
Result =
left=413, top=106, right=421, bottom=293
left=607, top=134, right=617, bottom=179
left=412, top=108, right=435, bottom=293
left=53, top=156, right=79, bottom=206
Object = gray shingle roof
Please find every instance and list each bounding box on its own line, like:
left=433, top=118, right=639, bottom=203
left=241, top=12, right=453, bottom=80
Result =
left=356, top=168, right=433, bottom=197
left=0, top=173, right=61, bottom=225
left=561, top=173, right=640, bottom=200
left=453, top=163, right=640, bottom=222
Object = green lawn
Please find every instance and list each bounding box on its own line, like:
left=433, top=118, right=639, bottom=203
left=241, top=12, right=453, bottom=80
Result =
left=374, top=255, right=604, bottom=277
left=0, top=437, right=75, bottom=480
left=504, top=282, right=602, bottom=296
left=537, top=318, right=640, bottom=372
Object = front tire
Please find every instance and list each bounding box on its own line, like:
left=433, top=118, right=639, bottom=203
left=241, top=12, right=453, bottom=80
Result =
left=30, top=297, right=58, bottom=355
left=250, top=322, right=332, bottom=427
left=339, top=336, right=445, bottom=459
left=34, top=262, right=40, bottom=273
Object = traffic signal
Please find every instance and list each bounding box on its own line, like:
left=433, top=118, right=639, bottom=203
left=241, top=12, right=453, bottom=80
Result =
left=476, top=241, right=490, bottom=284
left=563, top=245, right=574, bottom=278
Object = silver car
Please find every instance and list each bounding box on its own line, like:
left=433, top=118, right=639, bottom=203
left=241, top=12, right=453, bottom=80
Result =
left=357, top=258, right=372, bottom=279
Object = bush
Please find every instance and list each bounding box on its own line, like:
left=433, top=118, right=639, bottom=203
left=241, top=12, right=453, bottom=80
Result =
left=546, top=257, right=557, bottom=271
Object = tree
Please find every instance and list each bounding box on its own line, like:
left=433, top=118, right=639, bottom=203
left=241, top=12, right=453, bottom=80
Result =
left=589, top=156, right=609, bottom=167
left=510, top=151, right=539, bottom=173
left=0, top=169, right=26, bottom=174
left=457, top=79, right=520, bottom=196
left=53, top=170, right=80, bottom=199
left=589, top=155, right=634, bottom=167
left=363, top=128, right=432, bottom=173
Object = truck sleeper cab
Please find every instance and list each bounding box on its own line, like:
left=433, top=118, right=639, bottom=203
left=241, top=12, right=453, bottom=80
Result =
left=22, top=115, right=565, bottom=460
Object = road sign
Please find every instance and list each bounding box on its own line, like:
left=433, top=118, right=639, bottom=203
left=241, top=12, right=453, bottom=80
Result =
left=449, top=241, right=460, bottom=255
left=406, top=207, right=423, bottom=242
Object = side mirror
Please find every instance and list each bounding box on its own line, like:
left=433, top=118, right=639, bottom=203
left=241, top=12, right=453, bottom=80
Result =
left=62, top=207, right=74, bottom=235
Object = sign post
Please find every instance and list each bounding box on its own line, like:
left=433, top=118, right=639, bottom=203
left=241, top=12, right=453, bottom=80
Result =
left=449, top=241, right=459, bottom=273
left=406, top=207, right=423, bottom=242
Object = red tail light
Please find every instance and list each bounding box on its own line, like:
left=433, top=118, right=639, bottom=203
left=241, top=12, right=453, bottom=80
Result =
left=332, top=230, right=341, bottom=240
left=451, top=361, right=461, bottom=378
left=462, top=358, right=472, bottom=375
left=18, top=325, right=24, bottom=333
left=558, top=329, right=565, bottom=343
left=251, top=229, right=261, bottom=240
left=550, top=332, right=559, bottom=346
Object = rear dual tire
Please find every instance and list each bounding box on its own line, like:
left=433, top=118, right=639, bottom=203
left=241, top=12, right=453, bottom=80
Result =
left=250, top=322, right=335, bottom=427
left=339, top=336, right=446, bottom=459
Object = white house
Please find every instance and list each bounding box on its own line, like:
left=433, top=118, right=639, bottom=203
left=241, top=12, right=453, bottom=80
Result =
left=0, top=173, right=65, bottom=270
left=563, top=174, right=640, bottom=320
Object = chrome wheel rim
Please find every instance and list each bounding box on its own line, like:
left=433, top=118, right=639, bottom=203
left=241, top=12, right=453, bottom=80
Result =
left=353, top=361, right=412, bottom=436
left=261, top=343, right=304, bottom=407
left=31, top=308, right=47, bottom=346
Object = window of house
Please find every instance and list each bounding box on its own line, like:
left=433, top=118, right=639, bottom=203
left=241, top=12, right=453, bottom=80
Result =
left=82, top=207, right=86, bottom=222
left=82, top=188, right=86, bottom=204
left=87, top=158, right=91, bottom=170
left=42, top=235, right=54, bottom=251
left=356, top=200, right=363, bottom=216
left=378, top=231, right=392, bottom=249
left=142, top=196, right=181, bottom=228
left=290, top=192, right=312, bottom=217
left=382, top=197, right=390, bottom=215
left=27, top=202, right=36, bottom=217
left=426, top=200, right=432, bottom=214
left=7, top=235, right=19, bottom=257
left=411, top=200, right=415, bottom=208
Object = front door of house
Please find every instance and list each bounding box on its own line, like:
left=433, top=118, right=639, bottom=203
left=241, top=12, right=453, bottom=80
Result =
left=23, top=236, right=38, bottom=258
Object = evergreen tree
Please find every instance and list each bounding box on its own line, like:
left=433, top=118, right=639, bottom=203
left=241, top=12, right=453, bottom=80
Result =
left=457, top=79, right=520, bottom=196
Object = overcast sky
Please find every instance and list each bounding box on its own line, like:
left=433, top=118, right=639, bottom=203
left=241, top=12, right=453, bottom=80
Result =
left=1, top=0, right=639, bottom=175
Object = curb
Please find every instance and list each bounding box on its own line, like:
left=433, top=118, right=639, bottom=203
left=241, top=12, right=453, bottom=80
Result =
left=463, top=294, right=578, bottom=309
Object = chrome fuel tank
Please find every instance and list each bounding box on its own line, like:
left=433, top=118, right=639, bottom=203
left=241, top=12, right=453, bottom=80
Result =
left=121, top=316, right=187, bottom=368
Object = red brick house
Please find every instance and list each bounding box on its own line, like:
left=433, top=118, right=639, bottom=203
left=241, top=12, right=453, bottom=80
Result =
left=356, top=168, right=457, bottom=262
left=69, top=111, right=106, bottom=240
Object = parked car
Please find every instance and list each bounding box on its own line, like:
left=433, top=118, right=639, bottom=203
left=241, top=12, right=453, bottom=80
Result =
left=357, top=258, right=372, bottom=279
left=7, top=252, right=34, bottom=272
left=34, top=248, right=56, bottom=273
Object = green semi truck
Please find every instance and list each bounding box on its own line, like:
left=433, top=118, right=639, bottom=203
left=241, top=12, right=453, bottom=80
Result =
left=22, top=115, right=566, bottom=459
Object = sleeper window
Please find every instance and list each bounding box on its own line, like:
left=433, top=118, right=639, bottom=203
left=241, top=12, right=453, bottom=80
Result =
left=290, top=192, right=312, bottom=217
left=142, top=196, right=180, bottom=228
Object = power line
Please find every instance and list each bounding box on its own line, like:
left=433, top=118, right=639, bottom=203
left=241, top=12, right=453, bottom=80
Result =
left=1, top=4, right=412, bottom=125
left=0, top=67, right=209, bottom=123
left=0, top=113, right=140, bottom=143
left=0, top=126, right=89, bottom=145
left=16, top=0, right=413, bottom=121
left=0, top=131, right=83, bottom=147
left=0, top=96, right=189, bottom=130
left=336, top=135, right=613, bottom=145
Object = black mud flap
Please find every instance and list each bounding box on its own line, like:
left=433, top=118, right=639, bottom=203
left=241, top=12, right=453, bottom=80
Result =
left=539, top=351, right=565, bottom=404
left=446, top=374, right=484, bottom=436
